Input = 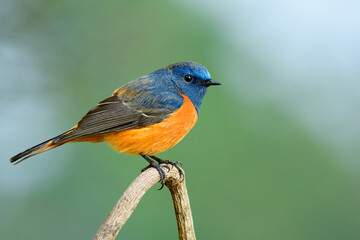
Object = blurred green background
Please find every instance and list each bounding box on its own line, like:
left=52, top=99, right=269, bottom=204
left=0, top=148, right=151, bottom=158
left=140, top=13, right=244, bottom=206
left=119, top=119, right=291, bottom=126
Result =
left=1, top=0, right=359, bottom=239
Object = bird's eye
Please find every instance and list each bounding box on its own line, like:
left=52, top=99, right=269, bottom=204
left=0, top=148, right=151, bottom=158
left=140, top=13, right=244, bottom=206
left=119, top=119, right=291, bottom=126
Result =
left=184, top=74, right=193, bottom=82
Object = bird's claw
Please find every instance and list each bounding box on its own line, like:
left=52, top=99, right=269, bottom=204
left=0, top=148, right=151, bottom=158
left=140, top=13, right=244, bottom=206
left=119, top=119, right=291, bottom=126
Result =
left=141, top=155, right=185, bottom=190
left=141, top=161, right=168, bottom=190
left=150, top=157, right=184, bottom=181
left=161, top=164, right=171, bottom=171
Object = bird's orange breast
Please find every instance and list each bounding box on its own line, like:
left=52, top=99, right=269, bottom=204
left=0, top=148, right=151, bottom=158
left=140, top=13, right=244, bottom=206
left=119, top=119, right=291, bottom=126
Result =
left=104, top=94, right=198, bottom=155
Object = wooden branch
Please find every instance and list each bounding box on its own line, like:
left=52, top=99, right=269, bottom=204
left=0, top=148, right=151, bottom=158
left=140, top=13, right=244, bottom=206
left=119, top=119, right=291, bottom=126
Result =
left=93, top=164, right=196, bottom=240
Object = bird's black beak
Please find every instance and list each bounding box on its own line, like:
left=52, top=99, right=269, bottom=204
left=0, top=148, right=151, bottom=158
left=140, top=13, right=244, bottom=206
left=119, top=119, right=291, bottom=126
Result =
left=200, top=79, right=222, bottom=87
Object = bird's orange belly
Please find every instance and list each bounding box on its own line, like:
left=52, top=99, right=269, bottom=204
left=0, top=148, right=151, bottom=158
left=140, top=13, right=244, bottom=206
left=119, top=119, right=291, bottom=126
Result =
left=104, top=95, right=198, bottom=156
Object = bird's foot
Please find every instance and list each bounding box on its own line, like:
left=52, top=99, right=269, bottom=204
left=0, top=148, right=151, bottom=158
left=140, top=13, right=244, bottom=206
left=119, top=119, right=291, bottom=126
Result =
left=140, top=155, right=170, bottom=190
left=149, top=156, right=184, bottom=181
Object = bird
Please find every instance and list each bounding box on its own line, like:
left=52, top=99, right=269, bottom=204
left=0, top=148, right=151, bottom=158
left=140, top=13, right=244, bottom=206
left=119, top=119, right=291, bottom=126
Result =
left=10, top=62, right=221, bottom=189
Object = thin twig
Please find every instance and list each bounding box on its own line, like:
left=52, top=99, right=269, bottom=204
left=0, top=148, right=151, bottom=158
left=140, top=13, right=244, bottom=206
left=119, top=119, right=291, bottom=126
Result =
left=93, top=164, right=196, bottom=240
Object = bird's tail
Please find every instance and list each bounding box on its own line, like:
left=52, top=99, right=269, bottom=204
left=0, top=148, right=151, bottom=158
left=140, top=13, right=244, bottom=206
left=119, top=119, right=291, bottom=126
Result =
left=10, top=131, right=71, bottom=165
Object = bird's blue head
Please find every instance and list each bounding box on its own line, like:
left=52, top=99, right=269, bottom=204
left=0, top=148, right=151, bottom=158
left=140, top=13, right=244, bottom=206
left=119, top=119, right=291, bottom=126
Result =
left=151, top=62, right=221, bottom=113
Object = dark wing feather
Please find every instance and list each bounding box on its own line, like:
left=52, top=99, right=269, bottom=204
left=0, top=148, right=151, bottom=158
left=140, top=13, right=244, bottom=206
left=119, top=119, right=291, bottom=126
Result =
left=56, top=94, right=170, bottom=143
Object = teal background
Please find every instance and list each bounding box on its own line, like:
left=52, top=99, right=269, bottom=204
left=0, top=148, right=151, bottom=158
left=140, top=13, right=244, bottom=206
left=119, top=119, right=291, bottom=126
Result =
left=1, top=1, right=359, bottom=239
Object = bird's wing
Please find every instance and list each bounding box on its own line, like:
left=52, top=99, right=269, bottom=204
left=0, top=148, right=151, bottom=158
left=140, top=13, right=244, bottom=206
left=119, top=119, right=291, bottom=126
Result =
left=56, top=86, right=183, bottom=143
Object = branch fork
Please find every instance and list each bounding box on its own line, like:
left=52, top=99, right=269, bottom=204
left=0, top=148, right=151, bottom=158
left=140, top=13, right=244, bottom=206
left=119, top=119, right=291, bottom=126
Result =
left=94, top=164, right=196, bottom=240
